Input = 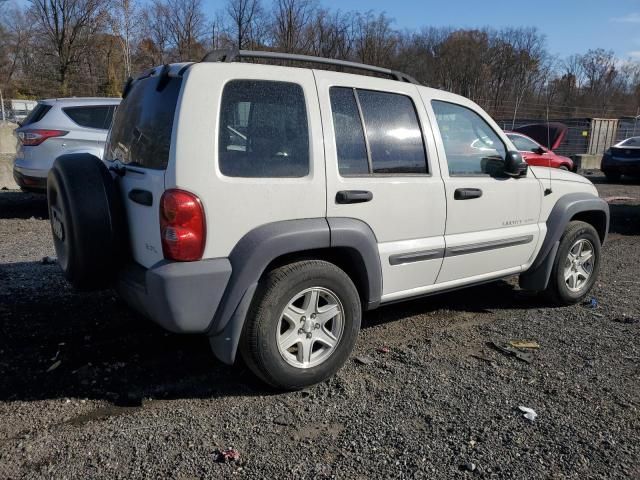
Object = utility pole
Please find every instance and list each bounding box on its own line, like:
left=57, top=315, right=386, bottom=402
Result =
left=0, top=88, right=5, bottom=123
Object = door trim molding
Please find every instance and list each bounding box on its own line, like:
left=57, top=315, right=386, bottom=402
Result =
left=445, top=235, right=534, bottom=257
left=389, top=248, right=445, bottom=265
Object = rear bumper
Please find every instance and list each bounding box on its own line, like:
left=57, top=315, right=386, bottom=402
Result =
left=116, top=259, right=232, bottom=333
left=13, top=168, right=47, bottom=192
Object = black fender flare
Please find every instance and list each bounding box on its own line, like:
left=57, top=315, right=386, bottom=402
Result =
left=520, top=192, right=609, bottom=291
left=208, top=217, right=382, bottom=364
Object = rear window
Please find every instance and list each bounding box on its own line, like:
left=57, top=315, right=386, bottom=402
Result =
left=105, top=75, right=182, bottom=170
left=20, top=104, right=51, bottom=126
left=63, top=105, right=116, bottom=130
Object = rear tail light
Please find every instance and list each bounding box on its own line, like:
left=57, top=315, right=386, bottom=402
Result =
left=17, top=129, right=68, bottom=146
left=160, top=189, right=206, bottom=261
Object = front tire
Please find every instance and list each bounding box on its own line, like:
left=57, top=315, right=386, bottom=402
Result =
left=240, top=260, right=361, bottom=390
left=544, top=221, right=601, bottom=305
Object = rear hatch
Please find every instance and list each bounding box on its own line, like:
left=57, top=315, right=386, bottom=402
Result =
left=104, top=70, right=183, bottom=268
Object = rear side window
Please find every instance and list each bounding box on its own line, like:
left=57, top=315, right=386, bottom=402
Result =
left=21, top=104, right=51, bottom=126
left=329, top=87, right=428, bottom=175
left=63, top=105, right=116, bottom=130
left=329, top=87, right=369, bottom=175
left=106, top=75, right=182, bottom=170
left=432, top=100, right=506, bottom=176
left=218, top=80, right=309, bottom=178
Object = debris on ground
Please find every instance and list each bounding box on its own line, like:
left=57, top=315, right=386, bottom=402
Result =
left=376, top=346, right=390, bottom=354
left=46, top=360, right=62, bottom=372
left=603, top=196, right=635, bottom=203
left=518, top=406, right=538, bottom=421
left=488, top=342, right=533, bottom=363
left=354, top=356, right=374, bottom=365
left=509, top=340, right=540, bottom=349
left=583, top=297, right=598, bottom=309
left=470, top=353, right=497, bottom=366
left=215, top=447, right=240, bottom=463
left=613, top=315, right=639, bottom=324
left=41, top=256, right=57, bottom=265
left=460, top=462, right=476, bottom=472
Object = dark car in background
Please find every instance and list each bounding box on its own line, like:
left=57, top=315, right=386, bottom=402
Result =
left=601, top=136, right=640, bottom=181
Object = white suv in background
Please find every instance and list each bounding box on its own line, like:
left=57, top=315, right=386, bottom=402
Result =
left=13, top=97, right=120, bottom=192
left=46, top=51, right=609, bottom=390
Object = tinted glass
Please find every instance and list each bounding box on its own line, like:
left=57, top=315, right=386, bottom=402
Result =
left=620, top=137, right=640, bottom=147
left=21, top=104, right=51, bottom=126
left=106, top=75, right=182, bottom=170
left=357, top=90, right=427, bottom=174
left=219, top=80, right=309, bottom=178
left=508, top=133, right=539, bottom=152
left=64, top=105, right=115, bottom=130
left=329, top=87, right=369, bottom=175
left=432, top=101, right=506, bottom=176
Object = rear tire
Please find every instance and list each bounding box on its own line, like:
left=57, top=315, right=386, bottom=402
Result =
left=544, top=221, right=601, bottom=305
left=47, top=154, right=127, bottom=290
left=240, top=260, right=361, bottom=390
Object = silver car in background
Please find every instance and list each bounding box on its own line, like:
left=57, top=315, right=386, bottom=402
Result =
left=13, top=97, right=120, bottom=192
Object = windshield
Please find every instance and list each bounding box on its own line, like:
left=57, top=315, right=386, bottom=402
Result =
left=105, top=74, right=182, bottom=170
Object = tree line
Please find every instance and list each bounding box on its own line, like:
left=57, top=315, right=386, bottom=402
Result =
left=1, top=0, right=639, bottom=119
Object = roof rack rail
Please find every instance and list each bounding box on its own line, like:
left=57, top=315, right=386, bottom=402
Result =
left=200, top=49, right=420, bottom=85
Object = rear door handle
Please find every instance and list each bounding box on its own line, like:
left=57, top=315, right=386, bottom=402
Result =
left=128, top=189, right=153, bottom=206
left=454, top=188, right=483, bottom=200
left=335, top=190, right=373, bottom=204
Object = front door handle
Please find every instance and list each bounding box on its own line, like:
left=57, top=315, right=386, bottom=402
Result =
left=335, top=190, right=373, bottom=204
left=454, top=188, right=483, bottom=200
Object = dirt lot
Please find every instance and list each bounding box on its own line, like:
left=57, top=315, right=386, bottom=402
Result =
left=0, top=173, right=638, bottom=479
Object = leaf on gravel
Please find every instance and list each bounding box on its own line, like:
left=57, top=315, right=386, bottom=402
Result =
left=509, top=340, right=540, bottom=349
left=518, top=406, right=538, bottom=421
left=46, top=360, right=62, bottom=372
left=488, top=342, right=533, bottom=363
left=215, top=447, right=240, bottom=463
left=354, top=356, right=374, bottom=365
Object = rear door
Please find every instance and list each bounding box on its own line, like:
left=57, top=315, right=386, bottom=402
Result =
left=315, top=71, right=446, bottom=302
left=104, top=72, right=183, bottom=268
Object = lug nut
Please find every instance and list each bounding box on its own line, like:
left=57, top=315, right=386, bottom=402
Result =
left=315, top=323, right=320, bottom=329
left=306, top=332, right=312, bottom=339
left=311, top=314, right=316, bottom=319
left=301, top=316, right=306, bottom=322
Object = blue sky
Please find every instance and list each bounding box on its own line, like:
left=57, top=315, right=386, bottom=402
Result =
left=208, top=0, right=640, bottom=61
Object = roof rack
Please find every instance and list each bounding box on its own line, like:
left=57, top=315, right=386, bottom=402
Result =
left=200, top=49, right=420, bottom=85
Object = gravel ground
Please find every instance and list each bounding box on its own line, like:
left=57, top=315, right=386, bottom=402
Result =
left=0, top=173, right=639, bottom=479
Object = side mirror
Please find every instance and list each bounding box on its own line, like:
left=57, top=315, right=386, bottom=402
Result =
left=533, top=146, right=545, bottom=155
left=504, top=151, right=528, bottom=178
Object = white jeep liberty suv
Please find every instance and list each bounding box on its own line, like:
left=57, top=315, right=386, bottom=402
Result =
left=47, top=50, right=609, bottom=389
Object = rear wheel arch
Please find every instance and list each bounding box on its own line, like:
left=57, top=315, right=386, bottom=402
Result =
left=207, top=217, right=382, bottom=365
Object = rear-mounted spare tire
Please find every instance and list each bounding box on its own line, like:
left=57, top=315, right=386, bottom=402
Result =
left=47, top=153, right=127, bottom=290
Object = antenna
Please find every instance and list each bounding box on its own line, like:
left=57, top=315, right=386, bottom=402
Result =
left=544, top=104, right=553, bottom=196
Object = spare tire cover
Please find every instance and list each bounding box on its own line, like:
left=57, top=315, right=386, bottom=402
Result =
left=47, top=153, right=127, bottom=290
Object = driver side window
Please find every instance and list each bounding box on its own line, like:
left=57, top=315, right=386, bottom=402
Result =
left=432, top=101, right=506, bottom=176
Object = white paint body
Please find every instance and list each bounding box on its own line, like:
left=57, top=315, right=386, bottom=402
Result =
left=122, top=62, right=599, bottom=304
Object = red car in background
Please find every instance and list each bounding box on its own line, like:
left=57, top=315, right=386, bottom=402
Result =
left=505, top=123, right=575, bottom=171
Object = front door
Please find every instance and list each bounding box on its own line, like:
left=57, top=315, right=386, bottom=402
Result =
left=315, top=71, right=446, bottom=302
left=426, top=98, right=543, bottom=284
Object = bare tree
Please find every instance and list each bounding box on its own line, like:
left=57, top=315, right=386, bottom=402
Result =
left=225, top=0, right=264, bottom=49
left=29, top=0, right=108, bottom=94
left=109, top=0, right=139, bottom=78
left=352, top=11, right=397, bottom=66
left=161, top=0, right=207, bottom=60
left=271, top=0, right=315, bottom=53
